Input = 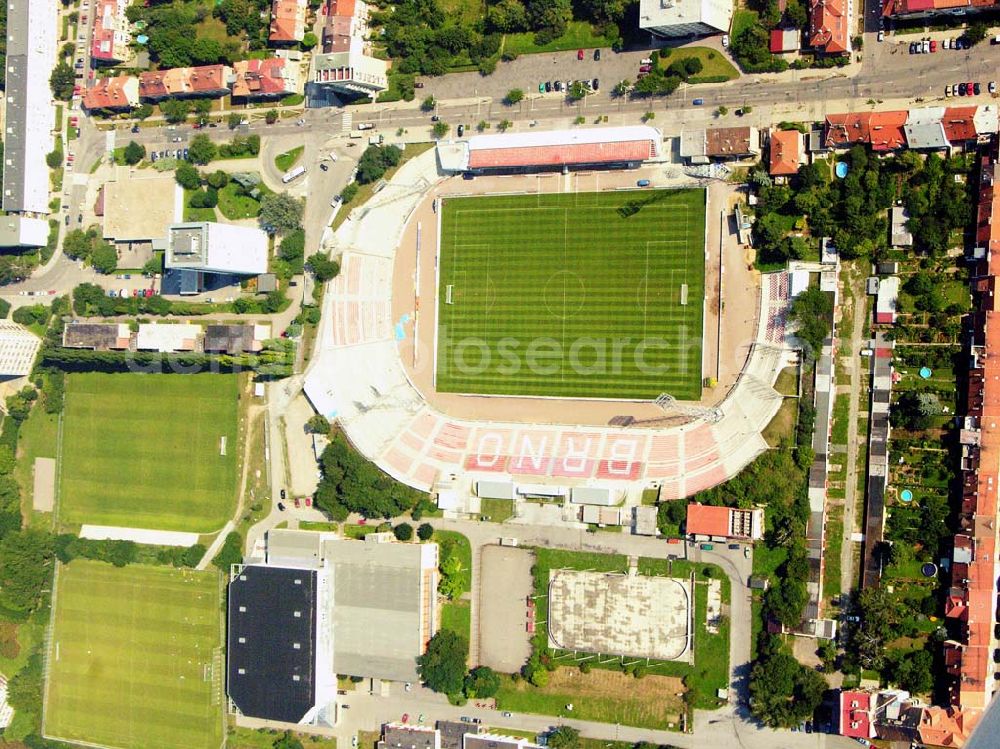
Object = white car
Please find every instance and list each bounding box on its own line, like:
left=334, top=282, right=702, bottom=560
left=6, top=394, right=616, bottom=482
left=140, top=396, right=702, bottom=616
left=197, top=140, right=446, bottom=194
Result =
left=877, top=30, right=884, bottom=42
left=922, top=39, right=930, bottom=53
left=721, top=34, right=729, bottom=48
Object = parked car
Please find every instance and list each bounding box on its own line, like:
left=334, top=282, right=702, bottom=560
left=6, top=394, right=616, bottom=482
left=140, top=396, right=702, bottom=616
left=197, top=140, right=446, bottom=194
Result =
left=722, top=34, right=730, bottom=48
left=975, top=82, right=982, bottom=95
left=593, top=48, right=601, bottom=60
left=320, top=162, right=329, bottom=171
left=592, top=78, right=599, bottom=90
left=909, top=42, right=916, bottom=53
left=639, top=64, right=652, bottom=73
left=922, top=39, right=929, bottom=53
left=990, top=81, right=997, bottom=94
left=430, top=114, right=440, bottom=121
left=959, top=82, right=968, bottom=96
left=636, top=179, right=650, bottom=187
left=744, top=547, right=751, bottom=558
left=545, top=81, right=552, bottom=92
left=877, top=30, right=884, bottom=42
left=640, top=57, right=653, bottom=64
left=502, top=711, right=512, bottom=718
left=577, top=48, right=584, bottom=60
left=457, top=124, right=465, bottom=136
left=277, top=502, right=285, bottom=511
left=693, top=97, right=704, bottom=105
left=930, top=39, right=937, bottom=52
left=414, top=81, right=424, bottom=88
left=946, top=85, right=953, bottom=97
left=700, top=543, right=714, bottom=550
left=538, top=82, right=545, bottom=93
left=554, top=81, right=563, bottom=91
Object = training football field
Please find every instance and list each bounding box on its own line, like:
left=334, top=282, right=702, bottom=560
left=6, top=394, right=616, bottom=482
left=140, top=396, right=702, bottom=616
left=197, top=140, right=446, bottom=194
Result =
left=435, top=188, right=706, bottom=399
left=59, top=373, right=239, bottom=533
left=45, top=561, right=223, bottom=749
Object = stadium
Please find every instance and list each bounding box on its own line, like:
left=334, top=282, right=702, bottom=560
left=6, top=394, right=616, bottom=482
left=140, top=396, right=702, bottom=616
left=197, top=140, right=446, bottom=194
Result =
left=306, top=126, right=796, bottom=501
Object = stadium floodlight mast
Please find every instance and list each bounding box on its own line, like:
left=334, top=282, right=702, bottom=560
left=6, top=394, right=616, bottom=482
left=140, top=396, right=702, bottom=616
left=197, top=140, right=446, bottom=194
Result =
left=654, top=393, right=723, bottom=424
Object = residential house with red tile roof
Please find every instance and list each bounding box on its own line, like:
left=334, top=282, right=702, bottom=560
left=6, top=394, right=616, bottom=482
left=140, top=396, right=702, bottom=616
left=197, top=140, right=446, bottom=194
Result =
left=769, top=28, right=800, bottom=53
left=809, top=0, right=851, bottom=55
left=82, top=75, right=139, bottom=112
left=824, top=111, right=907, bottom=151
left=230, top=58, right=302, bottom=99
left=139, top=65, right=232, bottom=101
left=312, top=0, right=387, bottom=96
left=942, top=107, right=980, bottom=144
left=769, top=129, right=802, bottom=175
left=269, top=0, right=308, bottom=44
left=839, top=691, right=875, bottom=739
left=91, top=0, right=130, bottom=64
left=945, top=138, right=1000, bottom=722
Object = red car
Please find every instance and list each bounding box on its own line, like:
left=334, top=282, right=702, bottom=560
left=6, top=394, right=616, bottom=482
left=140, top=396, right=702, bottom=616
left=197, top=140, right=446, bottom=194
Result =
left=639, top=64, right=652, bottom=73
left=144, top=288, right=154, bottom=297
left=293, top=497, right=300, bottom=507
left=305, top=497, right=312, bottom=507
left=930, top=40, right=937, bottom=52
left=577, top=48, right=584, bottom=60
left=402, top=714, right=409, bottom=723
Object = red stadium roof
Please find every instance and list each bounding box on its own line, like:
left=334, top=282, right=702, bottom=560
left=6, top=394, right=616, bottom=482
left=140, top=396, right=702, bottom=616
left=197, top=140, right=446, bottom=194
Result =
left=468, top=139, right=656, bottom=169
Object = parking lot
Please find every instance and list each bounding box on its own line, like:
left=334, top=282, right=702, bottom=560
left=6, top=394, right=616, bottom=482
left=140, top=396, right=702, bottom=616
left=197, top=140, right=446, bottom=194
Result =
left=477, top=545, right=534, bottom=673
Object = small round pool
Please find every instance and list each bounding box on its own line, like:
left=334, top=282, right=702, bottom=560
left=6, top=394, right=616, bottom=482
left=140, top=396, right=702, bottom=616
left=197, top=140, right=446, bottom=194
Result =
left=919, top=367, right=932, bottom=379
left=835, top=162, right=849, bottom=179
left=900, top=489, right=914, bottom=502
left=921, top=563, right=938, bottom=578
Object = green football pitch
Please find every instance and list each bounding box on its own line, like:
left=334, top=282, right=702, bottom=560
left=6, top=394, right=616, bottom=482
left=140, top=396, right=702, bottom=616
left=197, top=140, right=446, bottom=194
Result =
left=435, top=188, right=706, bottom=399
left=59, top=373, right=239, bottom=533
left=44, top=561, right=223, bottom=749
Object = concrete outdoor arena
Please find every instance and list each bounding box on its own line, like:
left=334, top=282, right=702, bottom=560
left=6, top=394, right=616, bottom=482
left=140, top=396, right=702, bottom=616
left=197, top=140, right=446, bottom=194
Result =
left=307, top=146, right=796, bottom=497
left=392, top=170, right=759, bottom=426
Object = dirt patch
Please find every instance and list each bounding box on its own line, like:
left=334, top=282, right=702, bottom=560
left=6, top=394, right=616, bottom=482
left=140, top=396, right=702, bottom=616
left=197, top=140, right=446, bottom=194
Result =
left=501, top=667, right=686, bottom=728
left=0, top=621, right=20, bottom=660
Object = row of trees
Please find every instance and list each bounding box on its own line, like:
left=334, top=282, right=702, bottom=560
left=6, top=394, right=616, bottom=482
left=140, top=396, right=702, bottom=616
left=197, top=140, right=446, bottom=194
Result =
left=417, top=630, right=502, bottom=699
left=63, top=227, right=118, bottom=274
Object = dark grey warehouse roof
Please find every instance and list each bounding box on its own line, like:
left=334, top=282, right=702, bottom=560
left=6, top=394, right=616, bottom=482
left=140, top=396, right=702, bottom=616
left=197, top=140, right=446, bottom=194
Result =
left=227, top=565, right=317, bottom=723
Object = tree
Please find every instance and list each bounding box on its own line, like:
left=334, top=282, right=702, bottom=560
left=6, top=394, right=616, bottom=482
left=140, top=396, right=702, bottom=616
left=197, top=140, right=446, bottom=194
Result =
left=135, top=103, right=154, bottom=120
left=642, top=111, right=655, bottom=122
left=967, top=21, right=988, bottom=45
left=123, top=141, right=146, bottom=166
left=265, top=109, right=279, bottom=124
left=206, top=169, right=230, bottom=190
left=497, top=119, right=513, bottom=132
left=749, top=645, right=827, bottom=728
left=212, top=531, right=243, bottom=570
left=0, top=529, right=54, bottom=612
left=417, top=630, right=468, bottom=695
left=307, top=414, right=331, bottom=435
left=175, top=161, right=203, bottom=190
left=187, top=134, right=217, bottom=165
left=307, top=253, right=340, bottom=282
left=547, top=727, right=579, bottom=749
left=315, top=432, right=427, bottom=519
left=90, top=241, right=118, bottom=274
left=160, top=98, right=191, bottom=124
left=421, top=96, right=437, bottom=112
left=46, top=148, right=64, bottom=169
left=228, top=112, right=244, bottom=129
left=788, top=286, right=832, bottom=357
left=463, top=665, right=500, bottom=698
left=356, top=144, right=403, bottom=184
left=432, top=121, right=450, bottom=139
left=567, top=81, right=588, bottom=101
left=715, top=105, right=728, bottom=117
left=273, top=732, right=304, bottom=749
left=301, top=31, right=318, bottom=50
left=393, top=523, right=413, bottom=541
left=260, top=193, right=304, bottom=234
left=613, top=79, right=631, bottom=97
left=417, top=523, right=434, bottom=541
left=504, top=88, right=524, bottom=105
left=50, top=61, right=75, bottom=100
left=893, top=391, right=942, bottom=431
left=888, top=648, right=934, bottom=694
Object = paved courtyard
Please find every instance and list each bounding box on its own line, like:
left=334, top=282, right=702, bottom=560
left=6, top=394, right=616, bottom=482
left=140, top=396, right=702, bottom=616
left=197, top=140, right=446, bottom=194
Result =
left=478, top=545, right=534, bottom=672
left=548, top=569, right=692, bottom=662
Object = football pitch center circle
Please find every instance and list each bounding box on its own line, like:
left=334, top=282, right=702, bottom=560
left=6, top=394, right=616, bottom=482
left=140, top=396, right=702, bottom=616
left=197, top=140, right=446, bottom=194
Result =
left=542, top=270, right=586, bottom=320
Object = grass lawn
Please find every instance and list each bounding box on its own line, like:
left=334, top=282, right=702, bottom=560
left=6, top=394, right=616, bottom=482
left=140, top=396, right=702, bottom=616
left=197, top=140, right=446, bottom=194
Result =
left=441, top=600, right=471, bottom=641
left=831, top=393, right=850, bottom=444
left=496, top=668, right=685, bottom=729
left=503, top=21, right=615, bottom=56
left=437, top=188, right=706, bottom=399
left=823, top=505, right=843, bottom=601
left=333, top=143, right=434, bottom=231
left=59, top=373, right=239, bottom=533
left=45, top=561, right=223, bottom=749
left=479, top=498, right=514, bottom=523
left=13, top=400, right=59, bottom=520
left=184, top=188, right=218, bottom=222
left=677, top=47, right=739, bottom=82
left=440, top=0, right=484, bottom=25
left=228, top=726, right=336, bottom=749
left=217, top=182, right=261, bottom=220
left=435, top=530, right=472, bottom=594
left=773, top=365, right=798, bottom=396
left=762, top=396, right=797, bottom=446
left=274, top=145, right=305, bottom=174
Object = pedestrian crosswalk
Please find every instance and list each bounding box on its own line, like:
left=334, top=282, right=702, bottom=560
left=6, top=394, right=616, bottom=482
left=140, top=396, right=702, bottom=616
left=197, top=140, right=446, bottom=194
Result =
left=341, top=111, right=353, bottom=133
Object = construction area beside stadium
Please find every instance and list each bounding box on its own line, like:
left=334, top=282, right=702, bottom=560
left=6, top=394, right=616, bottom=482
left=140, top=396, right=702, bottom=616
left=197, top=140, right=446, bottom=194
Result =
left=306, top=127, right=797, bottom=502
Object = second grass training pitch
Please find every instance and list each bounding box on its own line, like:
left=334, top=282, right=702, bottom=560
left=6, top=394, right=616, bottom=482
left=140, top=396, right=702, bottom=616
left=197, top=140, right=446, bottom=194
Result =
left=44, top=561, right=223, bottom=749
left=435, top=188, right=706, bottom=400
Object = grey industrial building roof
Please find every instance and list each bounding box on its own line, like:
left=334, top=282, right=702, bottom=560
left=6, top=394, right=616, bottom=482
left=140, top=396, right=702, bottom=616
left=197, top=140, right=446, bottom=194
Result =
left=3, top=0, right=57, bottom=214
left=327, top=540, right=428, bottom=681
left=227, top=565, right=318, bottom=723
